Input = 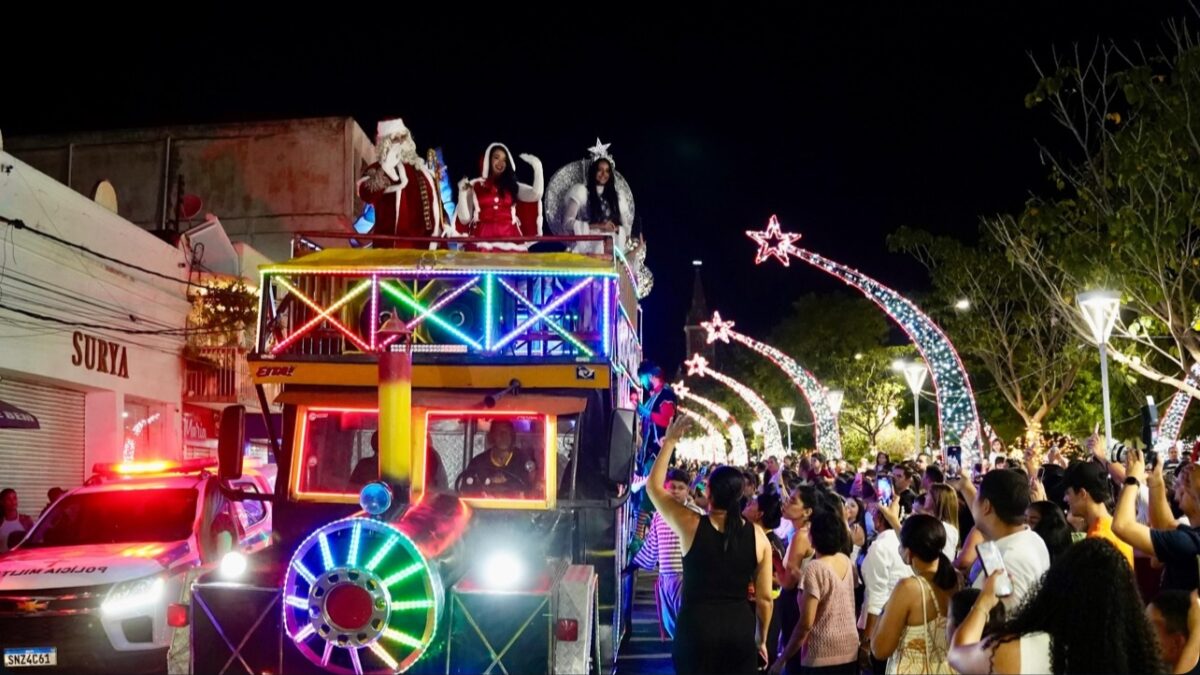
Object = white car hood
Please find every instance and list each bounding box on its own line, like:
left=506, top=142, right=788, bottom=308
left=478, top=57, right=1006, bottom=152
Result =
left=0, top=542, right=174, bottom=590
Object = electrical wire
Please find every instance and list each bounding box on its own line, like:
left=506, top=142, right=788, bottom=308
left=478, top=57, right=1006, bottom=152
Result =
left=0, top=303, right=244, bottom=336
left=0, top=214, right=204, bottom=288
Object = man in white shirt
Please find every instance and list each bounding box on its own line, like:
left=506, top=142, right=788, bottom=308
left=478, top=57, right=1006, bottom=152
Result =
left=960, top=469, right=1050, bottom=612
left=858, top=503, right=913, bottom=667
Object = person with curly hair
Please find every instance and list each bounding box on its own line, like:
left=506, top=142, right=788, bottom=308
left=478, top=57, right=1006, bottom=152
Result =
left=949, top=538, right=1166, bottom=674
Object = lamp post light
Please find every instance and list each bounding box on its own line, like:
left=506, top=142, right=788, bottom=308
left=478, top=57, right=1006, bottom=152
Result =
left=780, top=406, right=796, bottom=453
left=1078, top=290, right=1122, bottom=453
left=893, top=359, right=928, bottom=457
left=826, top=390, right=844, bottom=416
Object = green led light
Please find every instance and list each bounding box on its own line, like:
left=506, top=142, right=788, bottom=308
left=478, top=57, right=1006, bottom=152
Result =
left=366, top=534, right=400, bottom=571
left=383, top=562, right=424, bottom=588
left=384, top=628, right=423, bottom=649
left=390, top=599, right=435, bottom=611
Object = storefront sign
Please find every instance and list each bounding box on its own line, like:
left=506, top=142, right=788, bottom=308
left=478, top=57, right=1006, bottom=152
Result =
left=183, top=405, right=218, bottom=442
left=70, top=332, right=129, bottom=379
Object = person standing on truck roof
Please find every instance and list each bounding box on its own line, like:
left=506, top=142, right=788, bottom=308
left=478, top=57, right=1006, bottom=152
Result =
left=453, top=143, right=544, bottom=251
left=0, top=488, right=35, bottom=552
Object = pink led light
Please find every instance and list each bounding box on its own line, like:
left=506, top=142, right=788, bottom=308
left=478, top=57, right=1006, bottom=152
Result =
left=271, top=278, right=372, bottom=354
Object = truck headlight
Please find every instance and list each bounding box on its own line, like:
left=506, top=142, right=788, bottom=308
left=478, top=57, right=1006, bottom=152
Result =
left=219, top=551, right=248, bottom=579
left=479, top=550, right=524, bottom=590
left=101, top=576, right=165, bottom=616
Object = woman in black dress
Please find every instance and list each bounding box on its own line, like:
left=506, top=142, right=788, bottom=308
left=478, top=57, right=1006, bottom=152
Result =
left=647, top=418, right=774, bottom=674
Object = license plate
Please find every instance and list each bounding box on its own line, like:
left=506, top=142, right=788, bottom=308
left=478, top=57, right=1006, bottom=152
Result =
left=3, top=648, right=56, bottom=667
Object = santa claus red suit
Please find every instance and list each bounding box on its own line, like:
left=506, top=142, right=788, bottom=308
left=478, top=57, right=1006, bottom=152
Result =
left=357, top=119, right=445, bottom=248
left=453, top=142, right=543, bottom=251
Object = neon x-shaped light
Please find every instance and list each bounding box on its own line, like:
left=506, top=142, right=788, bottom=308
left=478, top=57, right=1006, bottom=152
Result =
left=377, top=277, right=481, bottom=349
left=496, top=278, right=595, bottom=357
left=272, top=278, right=373, bottom=354
left=380, top=280, right=483, bottom=351
left=489, top=277, right=594, bottom=353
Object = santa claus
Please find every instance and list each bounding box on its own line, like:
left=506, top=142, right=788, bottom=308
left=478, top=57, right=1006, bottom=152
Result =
left=357, top=118, right=445, bottom=247
left=451, top=143, right=543, bottom=251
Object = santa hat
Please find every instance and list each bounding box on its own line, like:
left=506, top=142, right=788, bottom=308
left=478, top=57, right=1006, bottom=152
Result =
left=480, top=142, right=517, bottom=179
left=376, top=118, right=411, bottom=142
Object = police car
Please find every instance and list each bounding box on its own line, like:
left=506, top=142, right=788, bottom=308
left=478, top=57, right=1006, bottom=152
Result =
left=0, top=460, right=273, bottom=673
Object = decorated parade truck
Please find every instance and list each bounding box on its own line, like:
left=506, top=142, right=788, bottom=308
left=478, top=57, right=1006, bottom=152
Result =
left=188, top=231, right=647, bottom=675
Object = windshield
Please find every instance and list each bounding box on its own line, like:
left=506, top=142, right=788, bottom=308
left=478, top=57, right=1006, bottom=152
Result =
left=432, top=414, right=548, bottom=501
left=296, top=408, right=379, bottom=496
left=22, top=488, right=198, bottom=548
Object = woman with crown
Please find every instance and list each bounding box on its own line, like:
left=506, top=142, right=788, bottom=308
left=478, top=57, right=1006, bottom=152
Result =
left=560, top=139, right=632, bottom=255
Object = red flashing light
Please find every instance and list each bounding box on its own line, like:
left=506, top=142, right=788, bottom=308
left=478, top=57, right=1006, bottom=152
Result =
left=92, top=459, right=218, bottom=477
left=555, top=618, right=578, bottom=642
left=167, top=603, right=189, bottom=628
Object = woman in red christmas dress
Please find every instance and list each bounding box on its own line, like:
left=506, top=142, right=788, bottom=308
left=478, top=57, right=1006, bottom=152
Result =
left=453, top=143, right=544, bottom=251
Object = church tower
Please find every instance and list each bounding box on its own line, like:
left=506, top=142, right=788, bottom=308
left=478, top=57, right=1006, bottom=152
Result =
left=683, top=260, right=715, bottom=362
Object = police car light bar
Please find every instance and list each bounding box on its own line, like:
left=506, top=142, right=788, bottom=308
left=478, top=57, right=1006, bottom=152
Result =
left=92, top=459, right=218, bottom=477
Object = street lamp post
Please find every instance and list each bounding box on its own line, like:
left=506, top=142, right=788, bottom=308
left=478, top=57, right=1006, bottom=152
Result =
left=1078, top=290, right=1122, bottom=453
left=893, top=360, right=928, bottom=457
left=780, top=406, right=795, bottom=453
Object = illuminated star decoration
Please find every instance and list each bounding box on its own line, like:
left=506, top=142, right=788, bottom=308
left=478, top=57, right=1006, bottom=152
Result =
left=702, top=311, right=736, bottom=344
left=587, top=137, right=613, bottom=161
left=684, top=354, right=709, bottom=377
left=672, top=381, right=691, bottom=398
left=746, top=214, right=801, bottom=266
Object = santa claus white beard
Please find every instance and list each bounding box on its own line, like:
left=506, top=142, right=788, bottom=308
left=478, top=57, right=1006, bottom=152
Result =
left=380, top=137, right=422, bottom=167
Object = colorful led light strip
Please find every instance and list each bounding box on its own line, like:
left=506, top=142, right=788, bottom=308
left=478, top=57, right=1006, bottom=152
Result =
left=263, top=266, right=618, bottom=278
left=349, top=644, right=363, bottom=675
left=383, top=562, right=424, bottom=588
left=747, top=215, right=984, bottom=463
left=347, top=521, right=362, bottom=567
left=321, top=641, right=334, bottom=667
left=703, top=311, right=843, bottom=457
left=285, top=595, right=309, bottom=610
left=684, top=354, right=786, bottom=456
left=293, top=562, right=316, bottom=585
left=384, top=628, right=424, bottom=649
left=379, top=280, right=483, bottom=350
left=405, top=277, right=478, bottom=328
left=485, top=274, right=494, bottom=350
left=369, top=642, right=400, bottom=671
left=366, top=534, right=400, bottom=572
left=603, top=278, right=612, bottom=357
left=369, top=275, right=379, bottom=351
left=496, top=278, right=595, bottom=357
left=271, top=278, right=372, bottom=353
left=390, top=599, right=435, bottom=611
left=490, top=277, right=593, bottom=352
left=377, top=277, right=481, bottom=350
left=318, top=532, right=334, bottom=571
left=294, top=624, right=316, bottom=643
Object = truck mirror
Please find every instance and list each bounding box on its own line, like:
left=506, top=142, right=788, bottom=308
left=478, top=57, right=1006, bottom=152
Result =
left=218, top=405, right=246, bottom=480
left=608, top=409, right=637, bottom=483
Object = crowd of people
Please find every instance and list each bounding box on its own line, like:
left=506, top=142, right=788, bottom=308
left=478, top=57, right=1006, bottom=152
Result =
left=636, top=415, right=1200, bottom=674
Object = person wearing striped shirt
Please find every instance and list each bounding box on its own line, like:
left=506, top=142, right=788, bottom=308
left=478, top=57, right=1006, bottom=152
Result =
left=632, top=468, right=704, bottom=638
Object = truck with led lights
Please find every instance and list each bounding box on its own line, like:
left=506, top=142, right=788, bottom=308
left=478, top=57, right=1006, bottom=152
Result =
left=191, top=229, right=648, bottom=675
left=0, top=460, right=273, bottom=673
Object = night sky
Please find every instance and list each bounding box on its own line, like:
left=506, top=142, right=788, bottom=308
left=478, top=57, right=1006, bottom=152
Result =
left=2, top=3, right=1189, bottom=371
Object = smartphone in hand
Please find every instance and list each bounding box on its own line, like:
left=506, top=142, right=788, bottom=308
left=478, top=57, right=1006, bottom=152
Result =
left=876, top=476, right=894, bottom=506
left=977, top=540, right=1013, bottom=597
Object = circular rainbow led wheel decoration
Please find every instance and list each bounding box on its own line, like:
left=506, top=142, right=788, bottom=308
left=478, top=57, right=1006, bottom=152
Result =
left=283, top=517, right=442, bottom=674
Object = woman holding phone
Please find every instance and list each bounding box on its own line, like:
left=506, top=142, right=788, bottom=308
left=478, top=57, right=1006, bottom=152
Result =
left=949, top=538, right=1164, bottom=674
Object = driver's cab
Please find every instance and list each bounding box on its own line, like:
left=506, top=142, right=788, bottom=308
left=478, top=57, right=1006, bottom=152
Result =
left=285, top=392, right=582, bottom=511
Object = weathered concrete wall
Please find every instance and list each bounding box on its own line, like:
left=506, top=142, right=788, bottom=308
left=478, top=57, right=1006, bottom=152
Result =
left=8, top=117, right=376, bottom=262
